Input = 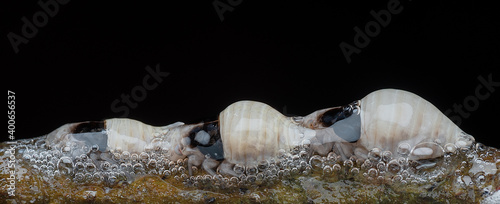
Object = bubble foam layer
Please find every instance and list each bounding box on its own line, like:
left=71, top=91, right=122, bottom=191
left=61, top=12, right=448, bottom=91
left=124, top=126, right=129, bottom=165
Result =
left=1, top=135, right=499, bottom=203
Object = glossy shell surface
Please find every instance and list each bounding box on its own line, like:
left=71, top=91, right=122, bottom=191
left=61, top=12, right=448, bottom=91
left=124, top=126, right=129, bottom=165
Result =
left=219, top=101, right=315, bottom=165
left=358, top=89, right=473, bottom=159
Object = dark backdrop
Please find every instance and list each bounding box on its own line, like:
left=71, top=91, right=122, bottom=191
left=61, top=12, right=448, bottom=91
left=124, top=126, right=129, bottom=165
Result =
left=2, top=1, right=499, bottom=148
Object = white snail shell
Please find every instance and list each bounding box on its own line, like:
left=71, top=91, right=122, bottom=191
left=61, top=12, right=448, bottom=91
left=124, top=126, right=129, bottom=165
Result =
left=358, top=89, right=474, bottom=160
left=219, top=101, right=316, bottom=166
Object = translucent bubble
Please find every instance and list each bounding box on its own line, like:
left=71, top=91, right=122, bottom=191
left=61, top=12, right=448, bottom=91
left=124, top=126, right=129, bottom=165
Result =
left=133, top=163, right=144, bottom=174
left=392, top=174, right=402, bottom=182
left=283, top=169, right=291, bottom=178
left=178, top=166, right=186, bottom=174
left=339, top=158, right=351, bottom=168
left=57, top=156, right=73, bottom=175
left=400, top=170, right=410, bottom=179
left=163, top=170, right=171, bottom=177
left=397, top=143, right=411, bottom=156
left=86, top=163, right=96, bottom=173
left=368, top=168, right=378, bottom=177
left=368, top=148, right=382, bottom=161
left=191, top=166, right=198, bottom=174
left=113, top=153, right=121, bottom=161
left=168, top=161, right=176, bottom=169
left=230, top=176, right=239, bottom=184
left=180, top=173, right=188, bottom=180
left=75, top=172, right=84, bottom=183
left=257, top=160, right=269, bottom=172
left=323, top=165, right=332, bottom=175
left=361, top=160, right=372, bottom=170
left=382, top=151, right=392, bottom=162
left=377, top=176, right=385, bottom=183
left=101, top=162, right=111, bottom=172
left=234, top=164, right=245, bottom=175
left=120, top=163, right=132, bottom=172
left=74, top=162, right=85, bottom=172
left=350, top=167, right=359, bottom=175
left=326, top=152, right=337, bottom=165
left=111, top=164, right=119, bottom=172
left=147, top=159, right=157, bottom=169
left=377, top=161, right=386, bottom=171
left=409, top=142, right=444, bottom=160
left=131, top=154, right=139, bottom=162
left=299, top=161, right=308, bottom=170
left=140, top=152, right=150, bottom=163
left=309, top=155, right=324, bottom=171
left=171, top=167, right=178, bottom=175
left=177, top=159, right=184, bottom=166
left=23, top=154, right=32, bottom=160
left=332, top=164, right=341, bottom=172
left=246, top=165, right=258, bottom=175
left=387, top=160, right=401, bottom=174
left=299, top=150, right=309, bottom=159
left=246, top=175, right=257, bottom=183
left=291, top=167, right=299, bottom=175
left=474, top=172, right=486, bottom=186
left=278, top=149, right=287, bottom=158
left=91, top=144, right=99, bottom=152
left=303, top=166, right=312, bottom=175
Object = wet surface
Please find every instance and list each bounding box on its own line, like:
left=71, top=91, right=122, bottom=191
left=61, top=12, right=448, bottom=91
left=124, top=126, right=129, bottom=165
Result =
left=1, top=135, right=499, bottom=203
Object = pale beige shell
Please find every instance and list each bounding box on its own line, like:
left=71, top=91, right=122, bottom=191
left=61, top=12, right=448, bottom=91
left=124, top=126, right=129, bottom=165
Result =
left=219, top=101, right=315, bottom=166
left=358, top=89, right=474, bottom=159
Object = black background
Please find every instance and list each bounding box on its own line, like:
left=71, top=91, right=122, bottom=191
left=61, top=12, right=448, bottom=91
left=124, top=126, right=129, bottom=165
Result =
left=2, top=1, right=499, bottom=148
